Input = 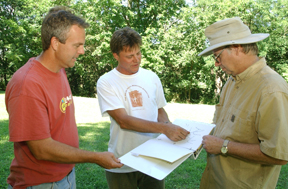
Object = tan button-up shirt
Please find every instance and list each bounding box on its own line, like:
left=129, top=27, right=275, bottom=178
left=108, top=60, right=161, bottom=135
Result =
left=200, top=58, right=288, bottom=189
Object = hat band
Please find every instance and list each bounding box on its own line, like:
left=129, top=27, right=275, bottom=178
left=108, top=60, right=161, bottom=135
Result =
left=210, top=29, right=252, bottom=46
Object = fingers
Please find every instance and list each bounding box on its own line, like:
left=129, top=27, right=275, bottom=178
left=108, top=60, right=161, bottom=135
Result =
left=112, top=160, right=123, bottom=169
left=169, top=127, right=190, bottom=142
left=181, top=128, right=190, bottom=137
left=109, top=154, right=123, bottom=169
left=112, top=156, right=123, bottom=168
left=164, top=123, right=191, bottom=142
left=114, top=157, right=121, bottom=163
left=177, top=127, right=190, bottom=140
left=97, top=152, right=123, bottom=169
left=201, top=135, right=224, bottom=154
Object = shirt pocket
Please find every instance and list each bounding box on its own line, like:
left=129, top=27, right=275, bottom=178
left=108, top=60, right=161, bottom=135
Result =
left=214, top=105, right=258, bottom=143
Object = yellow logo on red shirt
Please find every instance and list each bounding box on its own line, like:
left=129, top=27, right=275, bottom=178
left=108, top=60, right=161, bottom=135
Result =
left=60, top=94, right=73, bottom=113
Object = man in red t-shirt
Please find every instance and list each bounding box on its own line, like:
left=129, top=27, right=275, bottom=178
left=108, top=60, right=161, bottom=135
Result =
left=5, top=6, right=122, bottom=189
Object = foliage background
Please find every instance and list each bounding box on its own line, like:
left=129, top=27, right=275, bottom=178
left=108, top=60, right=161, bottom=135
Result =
left=1, top=0, right=288, bottom=104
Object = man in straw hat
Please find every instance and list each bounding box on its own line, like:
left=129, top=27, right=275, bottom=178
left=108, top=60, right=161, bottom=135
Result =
left=199, top=17, right=288, bottom=188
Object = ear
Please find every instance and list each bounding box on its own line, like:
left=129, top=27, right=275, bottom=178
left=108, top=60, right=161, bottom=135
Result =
left=113, top=53, right=119, bottom=61
left=50, top=37, right=59, bottom=51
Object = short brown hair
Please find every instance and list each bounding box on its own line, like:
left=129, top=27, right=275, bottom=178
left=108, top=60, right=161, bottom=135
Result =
left=110, top=27, right=142, bottom=54
left=241, top=43, right=259, bottom=55
left=41, top=6, right=89, bottom=51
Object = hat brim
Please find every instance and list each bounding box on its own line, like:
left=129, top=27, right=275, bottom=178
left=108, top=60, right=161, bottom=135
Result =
left=198, top=33, right=269, bottom=56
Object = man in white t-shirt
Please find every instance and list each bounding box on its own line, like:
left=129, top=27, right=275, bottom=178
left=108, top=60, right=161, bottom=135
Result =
left=97, top=27, right=190, bottom=189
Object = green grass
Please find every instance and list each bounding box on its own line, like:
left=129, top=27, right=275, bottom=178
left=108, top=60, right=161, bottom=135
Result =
left=1, top=91, right=288, bottom=188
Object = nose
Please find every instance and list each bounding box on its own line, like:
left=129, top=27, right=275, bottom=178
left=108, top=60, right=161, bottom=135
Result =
left=78, top=46, right=85, bottom=55
left=133, top=55, right=140, bottom=63
left=215, top=60, right=221, bottom=67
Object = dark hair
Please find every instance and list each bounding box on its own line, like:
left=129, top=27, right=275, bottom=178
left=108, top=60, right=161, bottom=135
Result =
left=110, top=27, right=142, bottom=54
left=41, top=6, right=89, bottom=51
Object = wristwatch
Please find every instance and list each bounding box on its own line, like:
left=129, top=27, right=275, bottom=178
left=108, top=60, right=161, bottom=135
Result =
left=221, top=139, right=229, bottom=155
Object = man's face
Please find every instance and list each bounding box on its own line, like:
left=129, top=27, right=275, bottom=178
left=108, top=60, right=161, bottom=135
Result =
left=113, top=46, right=141, bottom=75
left=56, top=24, right=86, bottom=70
left=213, top=47, right=238, bottom=76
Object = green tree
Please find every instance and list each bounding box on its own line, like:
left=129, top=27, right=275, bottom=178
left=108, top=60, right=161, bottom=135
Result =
left=186, top=0, right=288, bottom=103
left=2, top=0, right=288, bottom=104
left=67, top=0, right=188, bottom=97
left=0, top=0, right=50, bottom=90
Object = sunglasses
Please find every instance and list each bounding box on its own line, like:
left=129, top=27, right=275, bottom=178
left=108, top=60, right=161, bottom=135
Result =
left=212, top=48, right=226, bottom=63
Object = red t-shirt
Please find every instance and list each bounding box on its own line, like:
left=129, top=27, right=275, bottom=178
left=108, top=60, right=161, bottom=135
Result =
left=5, top=58, right=79, bottom=188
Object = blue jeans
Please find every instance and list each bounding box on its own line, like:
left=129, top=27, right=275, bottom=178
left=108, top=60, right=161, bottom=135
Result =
left=8, top=168, right=76, bottom=189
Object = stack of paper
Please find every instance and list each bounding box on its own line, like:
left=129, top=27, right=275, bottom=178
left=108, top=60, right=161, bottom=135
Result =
left=119, top=119, right=215, bottom=180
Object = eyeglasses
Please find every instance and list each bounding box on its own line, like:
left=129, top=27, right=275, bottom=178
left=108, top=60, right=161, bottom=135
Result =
left=212, top=48, right=225, bottom=63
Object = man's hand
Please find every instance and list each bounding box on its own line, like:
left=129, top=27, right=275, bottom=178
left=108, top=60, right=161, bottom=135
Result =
left=164, top=123, right=190, bottom=142
left=202, top=135, right=224, bottom=154
left=95, top=152, right=123, bottom=169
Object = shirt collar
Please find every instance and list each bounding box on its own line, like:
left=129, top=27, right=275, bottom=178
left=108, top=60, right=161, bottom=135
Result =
left=231, top=57, right=267, bottom=82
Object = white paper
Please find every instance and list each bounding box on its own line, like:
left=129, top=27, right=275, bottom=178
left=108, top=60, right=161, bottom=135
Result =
left=157, top=119, right=215, bottom=151
left=130, top=119, right=215, bottom=162
left=119, top=119, right=215, bottom=180
left=120, top=151, right=192, bottom=180
left=131, top=138, right=193, bottom=163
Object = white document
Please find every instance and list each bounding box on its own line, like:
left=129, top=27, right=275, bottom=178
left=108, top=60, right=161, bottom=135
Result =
left=131, top=138, right=193, bottom=163
left=120, top=151, right=192, bottom=180
left=119, top=119, right=215, bottom=180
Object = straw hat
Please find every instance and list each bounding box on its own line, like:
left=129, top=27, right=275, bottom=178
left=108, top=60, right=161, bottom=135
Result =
left=198, top=17, right=269, bottom=56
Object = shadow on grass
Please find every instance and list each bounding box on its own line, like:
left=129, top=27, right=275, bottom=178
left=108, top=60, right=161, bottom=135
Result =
left=77, top=122, right=110, bottom=152
left=75, top=121, right=111, bottom=189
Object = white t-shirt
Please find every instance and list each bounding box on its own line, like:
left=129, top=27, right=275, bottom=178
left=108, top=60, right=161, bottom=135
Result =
left=97, top=67, right=167, bottom=173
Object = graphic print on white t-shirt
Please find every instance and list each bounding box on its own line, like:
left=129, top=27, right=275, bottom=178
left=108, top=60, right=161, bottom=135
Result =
left=129, top=90, right=142, bottom=107
left=125, top=84, right=150, bottom=111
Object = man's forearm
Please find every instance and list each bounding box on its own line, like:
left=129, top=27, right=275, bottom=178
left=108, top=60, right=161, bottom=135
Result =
left=107, top=108, right=189, bottom=141
left=227, top=141, right=287, bottom=165
left=203, top=135, right=287, bottom=165
left=157, top=107, right=170, bottom=123
left=26, top=138, right=123, bottom=169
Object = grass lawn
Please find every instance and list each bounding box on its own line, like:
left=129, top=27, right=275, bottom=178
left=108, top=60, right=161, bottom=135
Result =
left=1, top=90, right=288, bottom=188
